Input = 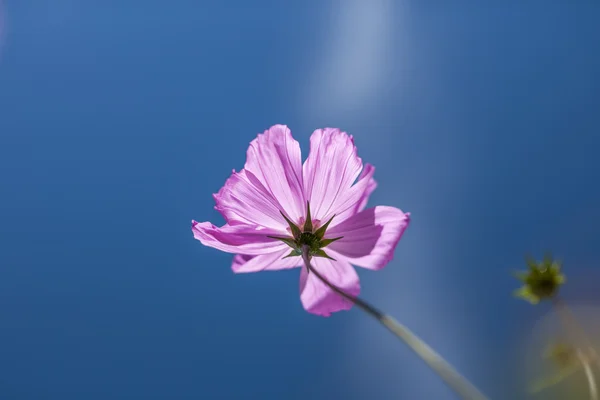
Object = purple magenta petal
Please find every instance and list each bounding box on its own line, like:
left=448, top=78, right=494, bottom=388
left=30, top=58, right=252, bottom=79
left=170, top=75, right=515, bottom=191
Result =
left=302, top=128, right=363, bottom=222
left=214, top=169, right=290, bottom=231
left=232, top=250, right=302, bottom=273
left=326, top=206, right=410, bottom=270
left=325, top=162, right=376, bottom=226
left=299, top=256, right=360, bottom=317
left=192, top=220, right=287, bottom=255
left=243, top=125, right=306, bottom=224
left=355, top=163, right=377, bottom=212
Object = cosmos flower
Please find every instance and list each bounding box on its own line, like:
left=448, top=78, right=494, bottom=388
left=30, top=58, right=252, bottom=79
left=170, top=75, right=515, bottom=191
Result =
left=192, top=125, right=410, bottom=316
left=513, top=254, right=566, bottom=305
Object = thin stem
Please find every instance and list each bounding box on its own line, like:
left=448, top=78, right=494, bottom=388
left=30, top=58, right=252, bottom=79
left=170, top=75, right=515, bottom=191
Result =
left=578, top=350, right=599, bottom=400
left=301, top=246, right=490, bottom=400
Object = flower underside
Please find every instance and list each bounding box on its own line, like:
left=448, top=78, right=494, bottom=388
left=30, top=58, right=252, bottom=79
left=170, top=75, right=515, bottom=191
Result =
left=268, top=201, right=343, bottom=261
left=192, top=125, right=412, bottom=316
left=513, top=254, right=565, bottom=304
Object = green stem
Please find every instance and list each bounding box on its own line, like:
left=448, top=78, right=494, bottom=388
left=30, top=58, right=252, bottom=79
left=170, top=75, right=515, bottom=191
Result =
left=578, top=350, right=598, bottom=400
left=301, top=246, right=490, bottom=400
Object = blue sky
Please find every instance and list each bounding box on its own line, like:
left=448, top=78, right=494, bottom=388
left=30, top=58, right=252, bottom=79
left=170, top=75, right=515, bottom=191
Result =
left=1, top=1, right=599, bottom=399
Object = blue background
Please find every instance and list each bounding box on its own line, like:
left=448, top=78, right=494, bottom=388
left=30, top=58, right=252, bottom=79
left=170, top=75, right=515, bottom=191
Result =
left=1, top=1, right=599, bottom=399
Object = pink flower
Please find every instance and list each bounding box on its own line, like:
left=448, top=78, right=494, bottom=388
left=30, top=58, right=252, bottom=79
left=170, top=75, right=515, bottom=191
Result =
left=192, top=125, right=410, bottom=316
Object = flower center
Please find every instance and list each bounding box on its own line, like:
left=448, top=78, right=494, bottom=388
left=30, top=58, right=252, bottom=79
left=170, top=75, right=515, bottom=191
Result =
left=267, top=202, right=343, bottom=260
left=298, top=231, right=321, bottom=253
left=531, top=274, right=557, bottom=297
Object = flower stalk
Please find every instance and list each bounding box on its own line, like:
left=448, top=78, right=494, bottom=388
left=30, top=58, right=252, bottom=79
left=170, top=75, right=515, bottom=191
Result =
left=579, top=350, right=598, bottom=400
left=301, top=245, right=490, bottom=400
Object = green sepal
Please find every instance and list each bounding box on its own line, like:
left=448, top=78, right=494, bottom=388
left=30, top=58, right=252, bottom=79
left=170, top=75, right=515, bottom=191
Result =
left=542, top=252, right=555, bottom=269
left=303, top=201, right=313, bottom=233
left=283, top=249, right=302, bottom=258
left=279, top=211, right=302, bottom=239
left=313, top=249, right=336, bottom=260
left=320, top=236, right=343, bottom=248
left=526, top=255, right=539, bottom=271
left=513, top=286, right=540, bottom=304
left=314, top=214, right=336, bottom=240
left=267, top=236, right=298, bottom=249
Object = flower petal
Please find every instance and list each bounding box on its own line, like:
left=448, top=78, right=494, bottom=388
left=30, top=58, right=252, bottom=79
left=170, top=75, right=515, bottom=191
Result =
left=355, top=163, right=377, bottom=212
left=299, top=256, right=360, bottom=316
left=302, top=129, right=377, bottom=226
left=214, top=169, right=289, bottom=231
left=302, top=128, right=363, bottom=223
left=324, top=162, right=377, bottom=226
left=244, top=125, right=305, bottom=224
left=326, top=206, right=410, bottom=270
left=232, top=250, right=303, bottom=273
left=192, top=220, right=286, bottom=255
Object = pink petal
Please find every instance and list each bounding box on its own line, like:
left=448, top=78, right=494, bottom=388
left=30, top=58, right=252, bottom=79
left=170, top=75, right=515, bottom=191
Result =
left=299, top=256, right=360, bottom=317
left=355, top=164, right=377, bottom=212
left=191, top=220, right=287, bottom=255
left=324, top=162, right=376, bottom=225
left=326, top=162, right=376, bottom=226
left=213, top=169, right=290, bottom=231
left=232, top=250, right=303, bottom=273
left=326, top=206, right=410, bottom=270
left=302, top=129, right=374, bottom=226
left=243, top=125, right=305, bottom=224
